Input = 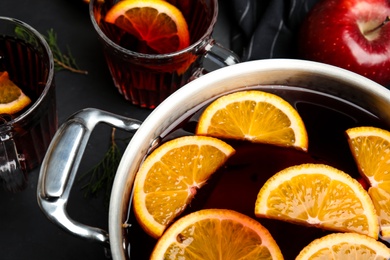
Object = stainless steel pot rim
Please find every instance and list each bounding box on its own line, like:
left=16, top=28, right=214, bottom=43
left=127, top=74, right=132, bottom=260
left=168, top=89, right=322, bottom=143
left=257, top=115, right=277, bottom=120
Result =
left=108, top=58, right=390, bottom=259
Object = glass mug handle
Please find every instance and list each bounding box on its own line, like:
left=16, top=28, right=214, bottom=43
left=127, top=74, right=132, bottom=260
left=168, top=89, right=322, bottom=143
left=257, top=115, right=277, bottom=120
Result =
left=192, top=40, right=241, bottom=79
left=206, top=41, right=241, bottom=67
left=37, top=108, right=142, bottom=246
left=0, top=129, right=27, bottom=192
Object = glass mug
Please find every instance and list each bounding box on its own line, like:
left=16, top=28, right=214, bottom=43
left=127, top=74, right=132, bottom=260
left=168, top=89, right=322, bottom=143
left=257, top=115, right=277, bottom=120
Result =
left=89, top=0, right=240, bottom=109
left=0, top=17, right=57, bottom=192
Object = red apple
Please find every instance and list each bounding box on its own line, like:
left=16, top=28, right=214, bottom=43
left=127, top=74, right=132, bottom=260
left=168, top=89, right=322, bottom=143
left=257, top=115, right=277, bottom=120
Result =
left=298, top=0, right=390, bottom=86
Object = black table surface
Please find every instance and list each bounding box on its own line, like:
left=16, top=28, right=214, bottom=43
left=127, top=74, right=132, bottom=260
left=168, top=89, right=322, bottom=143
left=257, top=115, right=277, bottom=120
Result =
left=0, top=0, right=231, bottom=259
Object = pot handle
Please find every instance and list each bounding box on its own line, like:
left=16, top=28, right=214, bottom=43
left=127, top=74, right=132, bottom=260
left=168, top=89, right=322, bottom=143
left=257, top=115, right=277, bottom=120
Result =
left=37, top=108, right=142, bottom=246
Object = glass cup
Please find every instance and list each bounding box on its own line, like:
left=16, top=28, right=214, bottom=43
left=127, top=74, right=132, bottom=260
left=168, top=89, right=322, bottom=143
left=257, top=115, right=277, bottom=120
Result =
left=0, top=17, right=57, bottom=192
left=89, top=0, right=240, bottom=109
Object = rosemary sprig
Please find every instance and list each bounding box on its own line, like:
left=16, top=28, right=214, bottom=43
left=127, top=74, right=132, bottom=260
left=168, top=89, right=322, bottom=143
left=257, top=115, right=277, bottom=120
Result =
left=43, top=29, right=88, bottom=75
left=78, top=128, right=123, bottom=207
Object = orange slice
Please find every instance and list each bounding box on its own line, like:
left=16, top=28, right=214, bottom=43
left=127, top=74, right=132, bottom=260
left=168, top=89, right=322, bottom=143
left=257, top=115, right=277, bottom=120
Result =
left=151, top=209, right=284, bottom=260
left=0, top=71, right=31, bottom=115
left=254, top=163, right=379, bottom=239
left=296, top=232, right=390, bottom=260
left=345, top=127, right=390, bottom=191
left=196, top=90, right=308, bottom=151
left=132, top=135, right=235, bottom=238
left=346, top=126, right=390, bottom=239
left=104, top=0, right=190, bottom=54
left=369, top=188, right=390, bottom=239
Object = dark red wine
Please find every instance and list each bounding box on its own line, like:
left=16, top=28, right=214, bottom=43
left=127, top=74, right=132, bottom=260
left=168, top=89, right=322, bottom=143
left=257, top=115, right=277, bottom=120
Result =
left=124, top=86, right=387, bottom=259
left=91, top=0, right=213, bottom=108
left=0, top=34, right=57, bottom=191
left=97, top=0, right=211, bottom=53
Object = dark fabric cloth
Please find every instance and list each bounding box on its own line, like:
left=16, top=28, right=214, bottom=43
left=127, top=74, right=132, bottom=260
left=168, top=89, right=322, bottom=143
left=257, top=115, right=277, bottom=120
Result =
left=226, top=0, right=319, bottom=61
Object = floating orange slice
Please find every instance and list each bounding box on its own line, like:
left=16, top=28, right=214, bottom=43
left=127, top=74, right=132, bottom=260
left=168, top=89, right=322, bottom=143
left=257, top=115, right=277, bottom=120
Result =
left=255, top=163, right=379, bottom=239
left=196, top=90, right=308, bottom=151
left=105, top=0, right=190, bottom=54
left=0, top=71, right=31, bottom=115
left=346, top=126, right=390, bottom=239
left=151, top=209, right=284, bottom=260
left=132, top=135, right=235, bottom=238
left=346, top=126, right=390, bottom=192
left=296, top=232, right=390, bottom=259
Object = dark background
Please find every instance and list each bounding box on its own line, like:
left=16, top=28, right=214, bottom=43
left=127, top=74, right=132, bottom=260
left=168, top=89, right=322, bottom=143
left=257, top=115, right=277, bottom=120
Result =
left=0, top=0, right=233, bottom=259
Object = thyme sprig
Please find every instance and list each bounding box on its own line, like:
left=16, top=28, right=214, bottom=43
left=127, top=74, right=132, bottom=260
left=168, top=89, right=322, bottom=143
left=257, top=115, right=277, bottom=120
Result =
left=14, top=26, right=87, bottom=74
left=43, top=29, right=88, bottom=75
left=78, top=128, right=123, bottom=207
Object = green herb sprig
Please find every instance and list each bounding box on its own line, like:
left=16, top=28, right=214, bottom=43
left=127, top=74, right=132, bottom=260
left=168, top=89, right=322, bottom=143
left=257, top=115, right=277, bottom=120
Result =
left=14, top=27, right=87, bottom=74
left=43, top=29, right=88, bottom=75
left=78, top=128, right=124, bottom=207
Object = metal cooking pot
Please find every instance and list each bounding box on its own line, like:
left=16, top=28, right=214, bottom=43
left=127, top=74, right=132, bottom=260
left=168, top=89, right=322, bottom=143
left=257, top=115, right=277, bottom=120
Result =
left=37, top=59, right=390, bottom=259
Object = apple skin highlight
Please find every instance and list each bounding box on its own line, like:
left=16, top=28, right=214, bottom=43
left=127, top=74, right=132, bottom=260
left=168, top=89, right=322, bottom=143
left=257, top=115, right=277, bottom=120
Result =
left=298, top=0, right=390, bottom=87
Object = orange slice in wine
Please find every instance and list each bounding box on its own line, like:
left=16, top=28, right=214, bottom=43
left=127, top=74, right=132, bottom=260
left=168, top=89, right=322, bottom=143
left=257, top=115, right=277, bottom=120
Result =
left=196, top=90, right=308, bottom=151
left=151, top=209, right=284, bottom=260
left=105, top=0, right=190, bottom=54
left=132, top=136, right=235, bottom=238
left=296, top=232, right=390, bottom=259
left=255, top=163, right=379, bottom=239
left=0, top=71, right=31, bottom=115
left=346, top=126, right=390, bottom=239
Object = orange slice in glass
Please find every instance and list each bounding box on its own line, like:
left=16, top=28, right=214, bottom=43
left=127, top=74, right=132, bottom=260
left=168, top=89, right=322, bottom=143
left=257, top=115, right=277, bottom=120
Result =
left=296, top=232, right=390, bottom=259
left=132, top=135, right=235, bottom=238
left=151, top=209, right=284, bottom=260
left=255, top=163, right=379, bottom=239
left=346, top=126, right=390, bottom=239
left=0, top=71, right=31, bottom=115
left=196, top=90, right=308, bottom=151
left=105, top=0, right=190, bottom=54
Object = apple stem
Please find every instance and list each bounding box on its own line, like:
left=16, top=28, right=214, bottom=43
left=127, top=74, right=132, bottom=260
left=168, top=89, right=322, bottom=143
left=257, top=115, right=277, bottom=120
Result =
left=365, top=16, right=390, bottom=35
